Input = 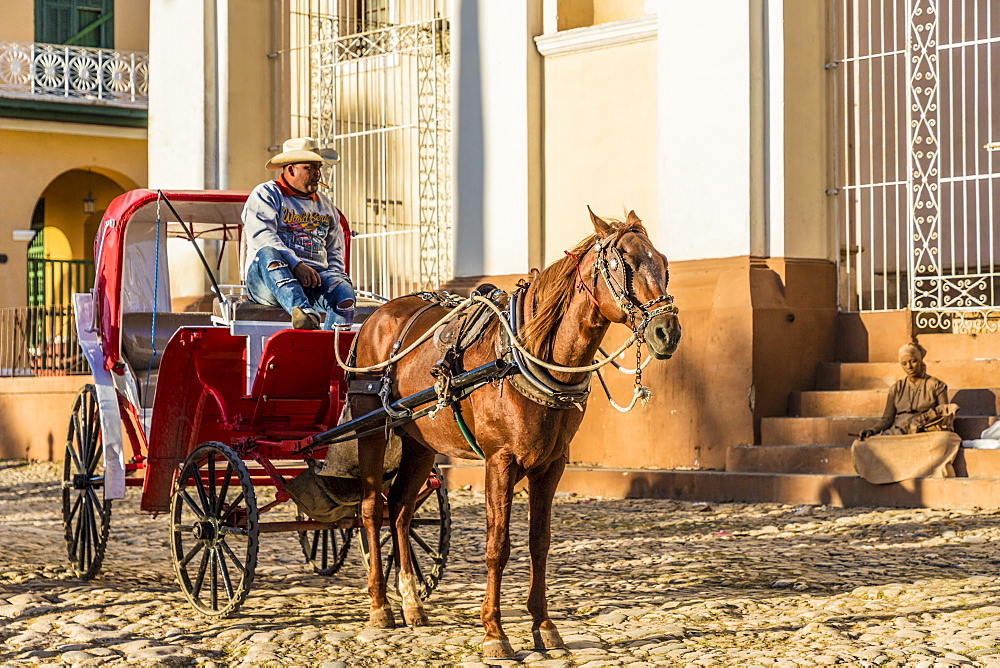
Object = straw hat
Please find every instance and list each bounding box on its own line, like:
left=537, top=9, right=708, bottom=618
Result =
left=265, top=137, right=340, bottom=170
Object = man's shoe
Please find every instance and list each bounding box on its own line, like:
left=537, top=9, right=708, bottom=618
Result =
left=291, top=306, right=321, bottom=330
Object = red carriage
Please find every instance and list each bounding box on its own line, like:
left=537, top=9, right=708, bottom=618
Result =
left=61, top=189, right=452, bottom=616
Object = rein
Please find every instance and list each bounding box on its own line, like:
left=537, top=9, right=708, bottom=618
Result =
left=560, top=228, right=680, bottom=410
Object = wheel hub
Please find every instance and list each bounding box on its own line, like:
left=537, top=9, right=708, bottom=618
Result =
left=193, top=520, right=217, bottom=542
left=72, top=473, right=90, bottom=490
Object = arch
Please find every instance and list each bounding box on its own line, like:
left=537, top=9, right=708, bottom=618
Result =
left=28, top=168, right=136, bottom=306
left=36, top=167, right=136, bottom=261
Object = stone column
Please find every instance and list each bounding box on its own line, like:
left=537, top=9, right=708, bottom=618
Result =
left=451, top=0, right=543, bottom=278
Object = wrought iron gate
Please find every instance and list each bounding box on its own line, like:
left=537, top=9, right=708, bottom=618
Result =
left=834, top=0, right=1000, bottom=332
left=287, top=0, right=451, bottom=298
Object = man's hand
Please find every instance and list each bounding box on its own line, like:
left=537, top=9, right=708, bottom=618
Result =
left=293, top=262, right=321, bottom=288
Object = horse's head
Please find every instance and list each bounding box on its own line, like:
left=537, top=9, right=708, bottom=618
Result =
left=586, top=207, right=681, bottom=360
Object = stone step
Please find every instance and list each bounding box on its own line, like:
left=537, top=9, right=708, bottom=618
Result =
left=790, top=388, right=1000, bottom=417
left=441, top=463, right=1000, bottom=509
left=728, top=444, right=1000, bottom=477
left=816, top=360, right=1000, bottom=391
left=760, top=415, right=998, bottom=446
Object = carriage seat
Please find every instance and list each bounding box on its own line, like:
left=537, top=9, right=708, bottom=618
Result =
left=213, top=300, right=291, bottom=322
left=121, top=311, right=214, bottom=370
left=212, top=298, right=379, bottom=325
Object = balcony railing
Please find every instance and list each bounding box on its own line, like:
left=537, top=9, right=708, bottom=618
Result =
left=0, top=40, right=148, bottom=108
left=0, top=305, right=89, bottom=377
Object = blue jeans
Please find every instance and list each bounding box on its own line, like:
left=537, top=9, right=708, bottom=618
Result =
left=245, top=247, right=355, bottom=328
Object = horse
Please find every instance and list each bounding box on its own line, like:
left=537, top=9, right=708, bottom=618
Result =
left=350, top=208, right=681, bottom=659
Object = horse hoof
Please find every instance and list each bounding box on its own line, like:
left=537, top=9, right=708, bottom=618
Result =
left=368, top=607, right=396, bottom=628
left=533, top=627, right=564, bottom=650
left=482, top=638, right=515, bottom=660
left=403, top=607, right=429, bottom=627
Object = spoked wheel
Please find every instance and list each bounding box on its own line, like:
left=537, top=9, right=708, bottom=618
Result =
left=62, top=384, right=112, bottom=580
left=170, top=442, right=259, bottom=617
left=296, top=511, right=353, bottom=576
left=358, top=465, right=452, bottom=599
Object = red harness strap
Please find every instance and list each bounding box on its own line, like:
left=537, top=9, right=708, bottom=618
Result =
left=565, top=250, right=600, bottom=308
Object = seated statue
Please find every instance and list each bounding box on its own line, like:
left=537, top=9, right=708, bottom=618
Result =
left=860, top=342, right=958, bottom=438
left=852, top=342, right=961, bottom=484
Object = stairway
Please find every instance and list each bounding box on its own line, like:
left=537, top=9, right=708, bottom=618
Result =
left=443, top=313, right=1000, bottom=509
left=728, top=320, right=1000, bottom=509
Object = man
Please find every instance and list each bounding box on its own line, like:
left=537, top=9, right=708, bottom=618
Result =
left=242, top=137, right=355, bottom=330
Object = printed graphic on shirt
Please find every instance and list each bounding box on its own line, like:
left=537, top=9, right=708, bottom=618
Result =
left=282, top=209, right=334, bottom=262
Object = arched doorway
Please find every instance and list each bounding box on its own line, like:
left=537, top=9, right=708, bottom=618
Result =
left=28, top=169, right=127, bottom=306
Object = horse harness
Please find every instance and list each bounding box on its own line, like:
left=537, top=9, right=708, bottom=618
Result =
left=349, top=287, right=509, bottom=458
left=350, top=229, right=678, bottom=455
left=572, top=228, right=679, bottom=334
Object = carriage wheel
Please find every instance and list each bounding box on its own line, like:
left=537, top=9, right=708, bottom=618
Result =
left=62, top=384, right=112, bottom=580
left=295, top=511, right=353, bottom=576
left=358, top=465, right=452, bottom=599
left=170, top=442, right=259, bottom=617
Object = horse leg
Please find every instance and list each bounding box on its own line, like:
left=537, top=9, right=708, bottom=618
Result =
left=358, top=432, right=395, bottom=628
left=526, top=458, right=567, bottom=650
left=387, top=438, right=435, bottom=627
left=481, top=455, right=523, bottom=660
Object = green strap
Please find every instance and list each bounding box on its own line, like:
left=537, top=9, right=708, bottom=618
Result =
left=65, top=11, right=114, bottom=46
left=452, top=404, right=485, bottom=460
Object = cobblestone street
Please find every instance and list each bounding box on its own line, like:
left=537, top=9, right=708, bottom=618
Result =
left=4, top=460, right=1000, bottom=666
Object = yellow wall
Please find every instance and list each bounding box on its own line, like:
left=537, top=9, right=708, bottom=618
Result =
left=593, top=0, right=646, bottom=25
left=0, top=376, right=92, bottom=460
left=558, top=0, right=646, bottom=30
left=226, top=0, right=275, bottom=189
left=40, top=170, right=126, bottom=260
left=4, top=2, right=34, bottom=41
left=541, top=39, right=658, bottom=265
left=557, top=0, right=593, bottom=30
left=2, top=1, right=148, bottom=46
left=782, top=1, right=833, bottom=260
left=115, top=0, right=150, bottom=51
left=0, top=124, right=146, bottom=308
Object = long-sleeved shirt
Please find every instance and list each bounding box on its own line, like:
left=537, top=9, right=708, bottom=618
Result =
left=241, top=177, right=346, bottom=277
left=870, top=374, right=949, bottom=435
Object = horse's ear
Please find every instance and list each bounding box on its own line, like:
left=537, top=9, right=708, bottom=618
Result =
left=626, top=210, right=641, bottom=226
left=588, top=205, right=613, bottom=236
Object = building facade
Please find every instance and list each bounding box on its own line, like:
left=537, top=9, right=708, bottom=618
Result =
left=6, top=0, right=999, bottom=489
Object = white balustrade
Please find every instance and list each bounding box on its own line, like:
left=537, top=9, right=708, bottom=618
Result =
left=0, top=40, right=148, bottom=108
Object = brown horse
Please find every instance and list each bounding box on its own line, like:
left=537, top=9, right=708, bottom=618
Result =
left=351, top=209, right=681, bottom=659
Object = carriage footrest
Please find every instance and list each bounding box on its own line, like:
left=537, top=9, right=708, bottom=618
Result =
left=284, top=467, right=361, bottom=523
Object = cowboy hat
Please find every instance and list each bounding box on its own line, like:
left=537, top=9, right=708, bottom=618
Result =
left=265, top=137, right=341, bottom=170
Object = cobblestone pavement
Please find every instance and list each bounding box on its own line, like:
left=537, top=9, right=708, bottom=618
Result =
left=4, top=460, right=1000, bottom=667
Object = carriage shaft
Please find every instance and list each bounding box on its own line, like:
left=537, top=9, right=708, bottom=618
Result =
left=304, top=359, right=514, bottom=450
left=258, top=519, right=355, bottom=534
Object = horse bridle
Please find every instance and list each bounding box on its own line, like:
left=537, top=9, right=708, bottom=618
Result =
left=575, top=229, right=679, bottom=336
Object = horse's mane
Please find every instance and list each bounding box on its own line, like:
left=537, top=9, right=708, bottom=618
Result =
left=519, top=218, right=647, bottom=359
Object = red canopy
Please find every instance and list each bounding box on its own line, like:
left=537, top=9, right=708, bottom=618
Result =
left=92, top=189, right=352, bottom=372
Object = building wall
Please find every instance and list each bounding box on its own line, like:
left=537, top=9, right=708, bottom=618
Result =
left=0, top=377, right=92, bottom=461
left=148, top=0, right=272, bottom=190
left=556, top=0, right=646, bottom=30
left=539, top=36, right=658, bottom=265
left=3, top=1, right=148, bottom=48
left=522, top=0, right=837, bottom=469
left=453, top=0, right=544, bottom=277
left=116, top=1, right=151, bottom=51
left=6, top=2, right=34, bottom=40
left=225, top=0, right=276, bottom=190
left=0, top=124, right=146, bottom=308
left=780, top=0, right=832, bottom=261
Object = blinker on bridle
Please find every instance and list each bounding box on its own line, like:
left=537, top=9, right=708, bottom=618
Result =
left=566, top=229, right=679, bottom=335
